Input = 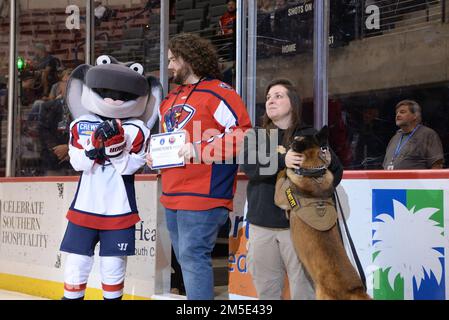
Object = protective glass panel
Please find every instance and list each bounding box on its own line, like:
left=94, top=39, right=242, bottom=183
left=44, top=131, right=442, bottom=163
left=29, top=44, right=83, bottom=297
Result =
left=255, top=0, right=314, bottom=127
left=0, top=0, right=9, bottom=176
left=329, top=0, right=448, bottom=170
left=16, top=0, right=86, bottom=176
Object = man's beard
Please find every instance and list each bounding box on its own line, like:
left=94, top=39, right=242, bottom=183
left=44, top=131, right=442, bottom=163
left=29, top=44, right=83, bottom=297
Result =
left=172, top=66, right=190, bottom=85
left=396, top=120, right=407, bottom=127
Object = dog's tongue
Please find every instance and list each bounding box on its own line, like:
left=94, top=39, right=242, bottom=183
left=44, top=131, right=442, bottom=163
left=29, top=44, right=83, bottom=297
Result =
left=104, top=98, right=124, bottom=106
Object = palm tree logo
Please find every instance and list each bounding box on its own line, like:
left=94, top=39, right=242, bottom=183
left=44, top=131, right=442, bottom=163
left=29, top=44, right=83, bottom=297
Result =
left=373, top=197, right=445, bottom=300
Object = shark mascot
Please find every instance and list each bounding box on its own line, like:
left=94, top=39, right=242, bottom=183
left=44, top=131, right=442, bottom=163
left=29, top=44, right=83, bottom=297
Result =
left=59, top=55, right=161, bottom=300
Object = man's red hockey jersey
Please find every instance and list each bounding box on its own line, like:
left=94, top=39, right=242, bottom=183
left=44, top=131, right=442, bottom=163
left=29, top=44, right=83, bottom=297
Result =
left=158, top=78, right=251, bottom=211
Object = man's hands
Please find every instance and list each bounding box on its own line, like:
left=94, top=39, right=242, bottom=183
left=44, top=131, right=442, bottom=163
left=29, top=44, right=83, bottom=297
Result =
left=145, top=153, right=153, bottom=168
left=145, top=142, right=196, bottom=169
left=53, top=144, right=69, bottom=163
left=178, top=142, right=196, bottom=160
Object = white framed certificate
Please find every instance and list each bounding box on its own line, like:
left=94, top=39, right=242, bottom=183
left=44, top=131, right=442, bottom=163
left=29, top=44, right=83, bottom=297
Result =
left=149, top=131, right=186, bottom=169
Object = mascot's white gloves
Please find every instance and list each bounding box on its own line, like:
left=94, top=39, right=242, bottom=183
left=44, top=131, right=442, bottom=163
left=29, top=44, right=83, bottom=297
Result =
left=96, top=119, right=126, bottom=158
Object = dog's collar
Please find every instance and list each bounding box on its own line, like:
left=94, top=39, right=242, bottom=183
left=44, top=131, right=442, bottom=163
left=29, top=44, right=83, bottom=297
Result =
left=294, top=166, right=327, bottom=177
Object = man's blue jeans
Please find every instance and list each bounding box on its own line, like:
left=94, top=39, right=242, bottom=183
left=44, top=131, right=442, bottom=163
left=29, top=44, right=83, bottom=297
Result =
left=165, top=207, right=229, bottom=300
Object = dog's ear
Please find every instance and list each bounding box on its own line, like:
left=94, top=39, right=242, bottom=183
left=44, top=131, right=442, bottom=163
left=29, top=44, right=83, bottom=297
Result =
left=291, top=138, right=308, bottom=153
left=316, top=125, right=329, bottom=146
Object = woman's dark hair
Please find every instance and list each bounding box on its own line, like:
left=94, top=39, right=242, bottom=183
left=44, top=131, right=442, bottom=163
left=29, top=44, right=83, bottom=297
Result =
left=168, top=33, right=222, bottom=80
left=262, top=79, right=302, bottom=146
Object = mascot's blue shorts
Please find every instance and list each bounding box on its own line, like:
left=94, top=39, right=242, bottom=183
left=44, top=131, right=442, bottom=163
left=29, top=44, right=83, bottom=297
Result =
left=60, top=221, right=135, bottom=256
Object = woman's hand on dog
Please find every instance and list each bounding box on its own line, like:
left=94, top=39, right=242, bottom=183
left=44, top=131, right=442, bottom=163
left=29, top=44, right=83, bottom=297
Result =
left=285, top=149, right=304, bottom=169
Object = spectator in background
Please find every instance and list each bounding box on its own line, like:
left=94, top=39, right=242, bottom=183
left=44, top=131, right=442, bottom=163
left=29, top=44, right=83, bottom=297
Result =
left=270, top=0, right=289, bottom=34
left=329, top=0, right=356, bottom=47
left=94, top=0, right=106, bottom=24
left=258, top=0, right=275, bottom=13
left=145, top=0, right=161, bottom=10
left=94, top=0, right=116, bottom=26
left=20, top=70, right=40, bottom=106
left=33, top=43, right=60, bottom=97
left=38, top=70, right=73, bottom=176
left=169, top=0, right=176, bottom=20
left=383, top=99, right=444, bottom=170
left=49, top=69, right=72, bottom=100
left=352, top=105, right=390, bottom=169
left=257, top=0, right=274, bottom=35
left=257, top=0, right=275, bottom=58
left=28, top=69, right=72, bottom=121
left=217, top=1, right=237, bottom=74
left=0, top=0, right=9, bottom=23
left=328, top=99, right=352, bottom=167
left=0, top=0, right=21, bottom=23
left=0, top=74, right=6, bottom=111
left=275, top=0, right=287, bottom=9
left=218, top=0, right=236, bottom=35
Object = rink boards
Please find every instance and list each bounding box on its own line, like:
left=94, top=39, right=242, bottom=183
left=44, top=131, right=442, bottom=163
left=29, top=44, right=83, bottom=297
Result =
left=3, top=171, right=449, bottom=300
left=0, top=175, right=171, bottom=300
left=228, top=170, right=449, bottom=300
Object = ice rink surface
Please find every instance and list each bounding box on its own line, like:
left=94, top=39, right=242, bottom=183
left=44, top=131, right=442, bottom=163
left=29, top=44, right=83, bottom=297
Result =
left=0, top=289, right=49, bottom=300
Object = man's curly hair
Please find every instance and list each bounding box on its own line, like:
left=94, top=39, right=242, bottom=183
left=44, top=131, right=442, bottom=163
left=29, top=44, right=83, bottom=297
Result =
left=168, top=33, right=223, bottom=80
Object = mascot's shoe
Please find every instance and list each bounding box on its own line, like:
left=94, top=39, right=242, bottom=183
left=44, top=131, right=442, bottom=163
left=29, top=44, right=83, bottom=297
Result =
left=61, top=296, right=85, bottom=300
left=103, top=296, right=122, bottom=300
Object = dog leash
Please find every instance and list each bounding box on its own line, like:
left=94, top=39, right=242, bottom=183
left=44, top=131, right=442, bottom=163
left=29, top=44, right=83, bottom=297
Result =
left=334, top=190, right=367, bottom=291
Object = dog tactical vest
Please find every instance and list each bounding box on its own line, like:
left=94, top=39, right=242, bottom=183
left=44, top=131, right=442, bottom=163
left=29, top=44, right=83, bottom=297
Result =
left=275, top=170, right=337, bottom=231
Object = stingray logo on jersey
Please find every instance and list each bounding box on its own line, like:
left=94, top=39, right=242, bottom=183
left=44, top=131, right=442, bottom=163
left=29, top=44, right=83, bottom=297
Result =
left=164, top=104, right=195, bottom=131
left=78, top=122, right=100, bottom=136
left=372, top=189, right=445, bottom=300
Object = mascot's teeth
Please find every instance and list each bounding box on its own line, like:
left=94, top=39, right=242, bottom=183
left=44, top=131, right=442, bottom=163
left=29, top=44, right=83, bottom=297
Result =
left=104, top=98, right=124, bottom=106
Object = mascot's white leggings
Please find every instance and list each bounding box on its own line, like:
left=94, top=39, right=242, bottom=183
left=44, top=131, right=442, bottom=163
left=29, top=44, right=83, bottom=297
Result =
left=63, top=253, right=127, bottom=299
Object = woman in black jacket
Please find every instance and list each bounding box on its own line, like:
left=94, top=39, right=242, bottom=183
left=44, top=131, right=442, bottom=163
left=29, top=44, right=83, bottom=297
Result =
left=241, top=79, right=343, bottom=299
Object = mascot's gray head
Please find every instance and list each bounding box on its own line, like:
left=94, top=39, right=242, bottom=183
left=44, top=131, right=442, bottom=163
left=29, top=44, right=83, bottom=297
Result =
left=66, top=55, right=162, bottom=129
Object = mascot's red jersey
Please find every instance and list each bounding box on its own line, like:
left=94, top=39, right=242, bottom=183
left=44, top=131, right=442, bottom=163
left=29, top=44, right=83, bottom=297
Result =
left=159, top=78, right=251, bottom=211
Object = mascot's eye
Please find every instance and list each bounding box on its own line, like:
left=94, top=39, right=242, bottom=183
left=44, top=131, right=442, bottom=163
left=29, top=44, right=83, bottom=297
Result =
left=96, top=55, right=111, bottom=65
left=129, top=63, right=144, bottom=75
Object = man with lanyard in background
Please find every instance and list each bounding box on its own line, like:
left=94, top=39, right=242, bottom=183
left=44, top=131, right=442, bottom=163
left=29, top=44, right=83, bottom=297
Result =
left=383, top=99, right=444, bottom=170
left=146, top=33, right=251, bottom=300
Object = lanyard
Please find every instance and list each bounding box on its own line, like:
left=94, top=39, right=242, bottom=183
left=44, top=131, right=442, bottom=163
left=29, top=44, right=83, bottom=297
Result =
left=163, top=78, right=203, bottom=132
left=393, top=124, right=421, bottom=160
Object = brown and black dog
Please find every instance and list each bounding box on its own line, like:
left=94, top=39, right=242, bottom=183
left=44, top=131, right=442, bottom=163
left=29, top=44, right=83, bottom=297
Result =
left=275, top=126, right=371, bottom=300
